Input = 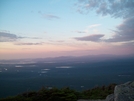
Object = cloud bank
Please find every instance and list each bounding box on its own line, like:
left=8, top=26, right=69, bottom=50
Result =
left=76, top=0, right=134, bottom=18
left=75, top=0, right=134, bottom=43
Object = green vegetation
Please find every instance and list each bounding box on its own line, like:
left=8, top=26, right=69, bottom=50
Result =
left=81, top=83, right=116, bottom=99
left=0, top=84, right=116, bottom=101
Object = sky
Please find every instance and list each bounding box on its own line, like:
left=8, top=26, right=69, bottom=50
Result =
left=0, top=0, right=134, bottom=59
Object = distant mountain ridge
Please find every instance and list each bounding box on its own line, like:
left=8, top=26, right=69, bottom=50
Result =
left=0, top=54, right=134, bottom=64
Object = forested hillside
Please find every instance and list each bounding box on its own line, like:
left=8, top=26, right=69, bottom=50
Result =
left=0, top=83, right=116, bottom=101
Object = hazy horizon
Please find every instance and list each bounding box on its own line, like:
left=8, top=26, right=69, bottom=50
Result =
left=0, top=53, right=134, bottom=61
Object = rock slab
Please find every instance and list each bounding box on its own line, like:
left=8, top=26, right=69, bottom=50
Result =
left=77, top=99, right=105, bottom=101
left=106, top=81, right=134, bottom=101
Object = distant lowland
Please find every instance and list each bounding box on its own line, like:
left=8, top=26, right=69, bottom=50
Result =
left=0, top=55, right=134, bottom=98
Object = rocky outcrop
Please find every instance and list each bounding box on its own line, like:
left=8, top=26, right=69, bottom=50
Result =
left=106, top=94, right=114, bottom=101
left=78, top=81, right=134, bottom=101
left=77, top=99, right=105, bottom=101
left=106, top=81, right=134, bottom=101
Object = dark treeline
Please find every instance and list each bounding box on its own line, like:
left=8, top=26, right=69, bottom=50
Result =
left=0, top=83, right=116, bottom=101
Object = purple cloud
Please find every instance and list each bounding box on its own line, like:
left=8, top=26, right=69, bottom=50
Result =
left=105, top=17, right=134, bottom=42
left=0, top=32, right=19, bottom=42
left=75, top=34, right=104, bottom=42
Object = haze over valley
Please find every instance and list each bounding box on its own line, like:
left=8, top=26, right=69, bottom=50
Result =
left=0, top=55, right=134, bottom=98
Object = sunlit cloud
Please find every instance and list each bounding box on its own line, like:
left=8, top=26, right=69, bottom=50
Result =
left=72, top=24, right=101, bottom=35
left=88, top=24, right=101, bottom=28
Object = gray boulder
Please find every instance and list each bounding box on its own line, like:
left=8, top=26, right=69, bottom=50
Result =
left=114, top=81, right=134, bottom=101
left=106, top=81, right=134, bottom=101
left=106, top=94, right=114, bottom=101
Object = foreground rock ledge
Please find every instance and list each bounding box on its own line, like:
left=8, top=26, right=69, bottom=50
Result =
left=106, top=81, right=134, bottom=101
left=78, top=99, right=106, bottom=101
left=78, top=81, right=134, bottom=101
